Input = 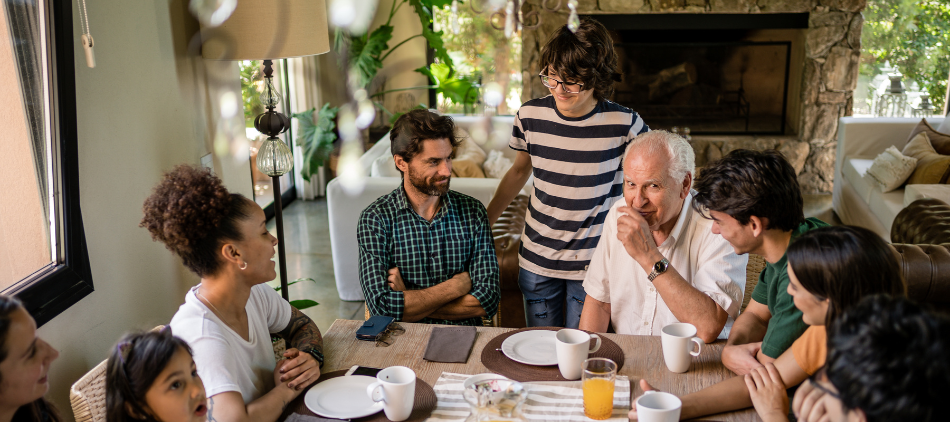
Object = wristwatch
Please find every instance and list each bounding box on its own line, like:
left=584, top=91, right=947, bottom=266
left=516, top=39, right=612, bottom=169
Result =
left=302, top=347, right=324, bottom=368
left=647, top=258, right=670, bottom=282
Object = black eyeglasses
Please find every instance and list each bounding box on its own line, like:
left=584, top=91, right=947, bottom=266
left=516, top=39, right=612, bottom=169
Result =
left=539, top=73, right=584, bottom=93
left=375, top=322, right=406, bottom=347
left=808, top=369, right=841, bottom=400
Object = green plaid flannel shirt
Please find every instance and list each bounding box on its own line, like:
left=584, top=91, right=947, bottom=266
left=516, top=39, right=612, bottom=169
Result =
left=358, top=185, right=500, bottom=326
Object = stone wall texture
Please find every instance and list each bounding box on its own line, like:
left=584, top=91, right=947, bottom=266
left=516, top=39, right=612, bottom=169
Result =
left=520, top=0, right=867, bottom=192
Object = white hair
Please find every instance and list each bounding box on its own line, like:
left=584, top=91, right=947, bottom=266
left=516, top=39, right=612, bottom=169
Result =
left=622, top=130, right=695, bottom=184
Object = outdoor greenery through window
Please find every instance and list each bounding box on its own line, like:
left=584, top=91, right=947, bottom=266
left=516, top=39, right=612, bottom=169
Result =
left=433, top=4, right=522, bottom=115
left=857, top=0, right=950, bottom=116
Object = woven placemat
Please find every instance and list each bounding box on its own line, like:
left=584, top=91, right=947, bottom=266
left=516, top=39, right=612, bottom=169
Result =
left=283, top=370, right=437, bottom=422
left=481, top=327, right=625, bottom=382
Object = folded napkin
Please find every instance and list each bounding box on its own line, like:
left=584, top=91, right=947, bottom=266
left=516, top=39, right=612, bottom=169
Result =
left=426, top=372, right=631, bottom=422
left=423, top=326, right=477, bottom=363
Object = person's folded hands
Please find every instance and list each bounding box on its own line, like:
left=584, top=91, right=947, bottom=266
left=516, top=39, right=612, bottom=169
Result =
left=744, top=363, right=789, bottom=422
left=278, top=348, right=321, bottom=391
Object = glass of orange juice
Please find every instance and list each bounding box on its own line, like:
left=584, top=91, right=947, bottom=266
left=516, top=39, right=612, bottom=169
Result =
left=582, top=358, right=617, bottom=420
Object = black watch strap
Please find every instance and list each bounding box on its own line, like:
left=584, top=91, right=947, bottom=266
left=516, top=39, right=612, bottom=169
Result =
left=303, top=347, right=324, bottom=368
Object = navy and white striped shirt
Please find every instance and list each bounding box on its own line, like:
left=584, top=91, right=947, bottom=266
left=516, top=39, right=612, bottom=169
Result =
left=510, top=95, right=649, bottom=280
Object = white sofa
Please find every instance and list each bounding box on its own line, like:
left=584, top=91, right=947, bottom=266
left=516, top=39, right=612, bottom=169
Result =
left=328, top=115, right=518, bottom=300
left=833, top=116, right=947, bottom=241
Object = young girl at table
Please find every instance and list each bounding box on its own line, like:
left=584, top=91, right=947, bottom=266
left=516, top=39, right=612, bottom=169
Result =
left=0, top=295, right=62, bottom=422
left=141, top=165, right=325, bottom=422
left=628, top=226, right=906, bottom=421
left=105, top=329, right=210, bottom=422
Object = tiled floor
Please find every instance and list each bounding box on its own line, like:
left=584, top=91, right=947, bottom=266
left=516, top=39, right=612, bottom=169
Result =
left=269, top=194, right=839, bottom=330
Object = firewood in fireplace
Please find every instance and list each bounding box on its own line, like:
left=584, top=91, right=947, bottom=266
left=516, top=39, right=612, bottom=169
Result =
left=648, top=62, right=697, bottom=101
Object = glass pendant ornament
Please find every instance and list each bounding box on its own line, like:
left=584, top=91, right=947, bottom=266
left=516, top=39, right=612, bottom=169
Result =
left=260, top=77, right=282, bottom=108
left=189, top=0, right=237, bottom=27
left=257, top=137, right=294, bottom=176
left=567, top=0, right=579, bottom=33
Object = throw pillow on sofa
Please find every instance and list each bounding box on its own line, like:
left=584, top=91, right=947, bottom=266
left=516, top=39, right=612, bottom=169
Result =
left=370, top=154, right=401, bottom=177
left=454, top=127, right=487, bottom=166
left=908, top=119, right=950, bottom=155
left=451, top=159, right=486, bottom=178
left=902, top=132, right=950, bottom=184
left=863, top=146, right=918, bottom=192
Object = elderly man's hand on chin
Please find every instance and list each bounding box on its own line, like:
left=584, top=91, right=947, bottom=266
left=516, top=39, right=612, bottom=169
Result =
left=616, top=206, right=665, bottom=271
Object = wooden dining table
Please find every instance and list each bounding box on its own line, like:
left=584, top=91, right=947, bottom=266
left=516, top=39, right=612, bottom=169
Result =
left=288, top=319, right=760, bottom=421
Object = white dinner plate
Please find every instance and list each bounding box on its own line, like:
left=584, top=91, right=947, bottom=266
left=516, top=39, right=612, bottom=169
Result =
left=304, top=375, right=384, bottom=419
left=500, top=330, right=558, bottom=366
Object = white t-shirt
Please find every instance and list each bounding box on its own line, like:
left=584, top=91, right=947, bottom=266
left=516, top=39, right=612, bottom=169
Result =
left=582, top=193, right=747, bottom=339
left=170, top=283, right=291, bottom=402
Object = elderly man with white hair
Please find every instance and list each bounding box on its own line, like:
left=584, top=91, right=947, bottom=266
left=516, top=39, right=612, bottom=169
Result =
left=578, top=131, right=747, bottom=342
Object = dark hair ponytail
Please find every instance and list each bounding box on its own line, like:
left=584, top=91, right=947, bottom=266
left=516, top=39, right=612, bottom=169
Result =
left=105, top=329, right=193, bottom=422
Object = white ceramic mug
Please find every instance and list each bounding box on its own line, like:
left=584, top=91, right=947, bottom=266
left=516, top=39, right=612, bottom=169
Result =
left=635, top=391, right=682, bottom=422
left=660, top=323, right=703, bottom=373
left=366, top=366, right=416, bottom=421
left=555, top=329, right=602, bottom=380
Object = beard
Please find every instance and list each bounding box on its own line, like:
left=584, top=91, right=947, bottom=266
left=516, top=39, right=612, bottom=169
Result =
left=407, top=167, right=450, bottom=196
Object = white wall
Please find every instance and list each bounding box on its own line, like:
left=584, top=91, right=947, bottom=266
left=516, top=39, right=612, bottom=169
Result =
left=38, top=0, right=250, bottom=417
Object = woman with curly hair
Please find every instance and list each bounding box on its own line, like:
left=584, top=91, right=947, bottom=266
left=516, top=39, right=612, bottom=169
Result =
left=141, top=165, right=324, bottom=422
left=0, top=295, right=62, bottom=422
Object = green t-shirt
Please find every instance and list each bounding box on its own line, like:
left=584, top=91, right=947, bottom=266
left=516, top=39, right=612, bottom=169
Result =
left=751, top=217, right=829, bottom=358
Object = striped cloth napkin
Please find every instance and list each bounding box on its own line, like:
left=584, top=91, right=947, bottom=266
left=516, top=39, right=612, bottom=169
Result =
left=426, top=372, right=631, bottom=422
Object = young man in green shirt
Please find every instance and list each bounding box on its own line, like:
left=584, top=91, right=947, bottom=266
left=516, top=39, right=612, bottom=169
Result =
left=692, top=149, right=828, bottom=375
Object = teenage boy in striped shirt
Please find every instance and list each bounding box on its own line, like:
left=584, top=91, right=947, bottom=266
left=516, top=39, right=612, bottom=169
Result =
left=486, top=17, right=648, bottom=328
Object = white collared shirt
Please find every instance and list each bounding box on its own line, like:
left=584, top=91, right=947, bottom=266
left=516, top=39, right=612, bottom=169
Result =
left=582, top=193, right=747, bottom=339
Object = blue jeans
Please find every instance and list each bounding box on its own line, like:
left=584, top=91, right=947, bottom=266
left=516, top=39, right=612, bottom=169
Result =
left=517, top=268, right=586, bottom=328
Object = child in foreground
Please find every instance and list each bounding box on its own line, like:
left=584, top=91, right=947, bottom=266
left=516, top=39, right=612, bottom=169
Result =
left=106, top=328, right=210, bottom=422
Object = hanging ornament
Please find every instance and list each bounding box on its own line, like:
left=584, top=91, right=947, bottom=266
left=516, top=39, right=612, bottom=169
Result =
left=189, top=0, right=237, bottom=27
left=567, top=0, right=580, bottom=33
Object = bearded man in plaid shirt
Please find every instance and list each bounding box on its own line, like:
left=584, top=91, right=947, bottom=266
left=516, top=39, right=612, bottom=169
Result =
left=357, top=109, right=500, bottom=326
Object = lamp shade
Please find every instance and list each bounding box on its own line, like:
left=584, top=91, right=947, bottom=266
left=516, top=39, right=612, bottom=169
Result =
left=200, top=0, right=330, bottom=60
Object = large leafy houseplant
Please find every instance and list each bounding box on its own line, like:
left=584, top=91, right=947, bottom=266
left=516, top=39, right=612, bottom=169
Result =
left=293, top=1, right=482, bottom=182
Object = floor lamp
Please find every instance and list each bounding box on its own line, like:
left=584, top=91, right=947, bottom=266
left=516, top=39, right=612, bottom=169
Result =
left=199, top=0, right=330, bottom=300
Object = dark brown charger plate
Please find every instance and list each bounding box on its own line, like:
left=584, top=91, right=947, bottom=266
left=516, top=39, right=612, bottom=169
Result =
left=282, top=370, right=436, bottom=422
left=481, top=327, right=626, bottom=382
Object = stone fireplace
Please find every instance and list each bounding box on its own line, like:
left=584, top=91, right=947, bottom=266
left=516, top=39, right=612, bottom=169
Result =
left=521, top=0, right=866, bottom=193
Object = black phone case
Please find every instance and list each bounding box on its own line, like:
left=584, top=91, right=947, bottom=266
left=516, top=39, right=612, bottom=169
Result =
left=356, top=315, right=395, bottom=341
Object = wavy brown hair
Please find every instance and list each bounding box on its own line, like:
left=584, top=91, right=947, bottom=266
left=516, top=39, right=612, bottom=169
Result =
left=390, top=109, right=460, bottom=175
left=140, top=165, right=253, bottom=276
left=539, top=17, right=621, bottom=101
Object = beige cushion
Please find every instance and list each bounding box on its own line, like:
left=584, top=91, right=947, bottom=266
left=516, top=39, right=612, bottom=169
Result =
left=908, top=119, right=950, bottom=155
left=451, top=159, right=486, bottom=178
left=370, top=154, right=401, bottom=177
left=902, top=132, right=950, bottom=184
left=863, top=146, right=918, bottom=192
left=454, top=127, right=487, bottom=165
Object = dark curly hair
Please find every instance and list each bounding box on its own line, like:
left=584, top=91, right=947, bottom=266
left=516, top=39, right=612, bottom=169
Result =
left=390, top=109, right=460, bottom=175
left=140, top=165, right=253, bottom=277
left=692, top=149, right=804, bottom=232
left=826, top=295, right=950, bottom=422
left=787, top=226, right=906, bottom=327
left=539, top=17, right=621, bottom=101
left=106, top=329, right=194, bottom=422
left=1, top=295, right=63, bottom=422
